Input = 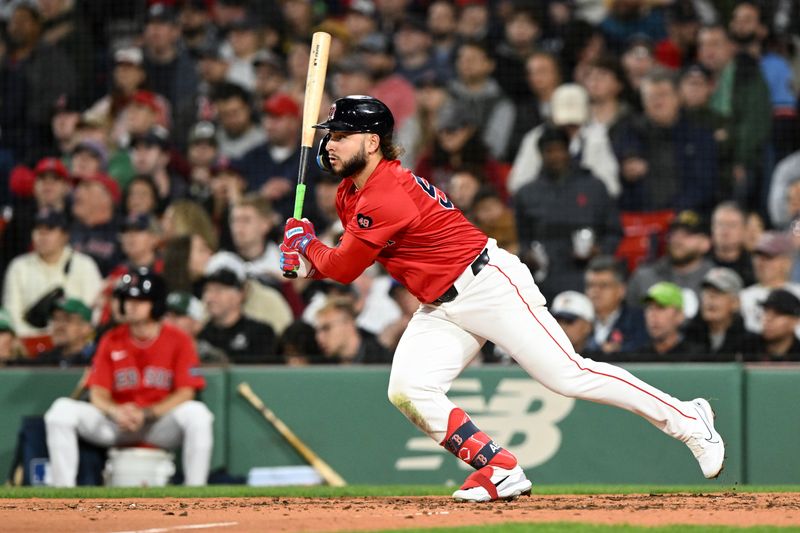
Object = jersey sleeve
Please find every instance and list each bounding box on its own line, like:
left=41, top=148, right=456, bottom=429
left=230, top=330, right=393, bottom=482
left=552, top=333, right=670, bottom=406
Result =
left=304, top=231, right=382, bottom=284
left=172, top=330, right=206, bottom=391
left=86, top=332, right=114, bottom=391
left=346, top=188, right=419, bottom=248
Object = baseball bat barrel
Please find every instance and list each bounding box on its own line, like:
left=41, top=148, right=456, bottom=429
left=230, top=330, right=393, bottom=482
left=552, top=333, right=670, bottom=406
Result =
left=284, top=31, right=331, bottom=279
left=237, top=381, right=347, bottom=487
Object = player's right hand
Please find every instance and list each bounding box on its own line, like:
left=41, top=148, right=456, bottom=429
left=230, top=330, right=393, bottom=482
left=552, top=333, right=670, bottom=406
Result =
left=283, top=217, right=317, bottom=254
left=280, top=243, right=301, bottom=274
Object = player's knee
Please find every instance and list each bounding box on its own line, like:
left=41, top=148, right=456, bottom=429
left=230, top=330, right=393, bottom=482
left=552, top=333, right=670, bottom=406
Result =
left=179, top=401, right=214, bottom=428
left=387, top=376, right=412, bottom=406
left=387, top=378, right=429, bottom=415
left=44, top=397, right=79, bottom=427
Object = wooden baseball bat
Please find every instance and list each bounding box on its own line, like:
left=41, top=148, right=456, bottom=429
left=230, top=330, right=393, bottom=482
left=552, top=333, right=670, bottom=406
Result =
left=237, top=381, right=346, bottom=487
left=284, top=31, right=331, bottom=279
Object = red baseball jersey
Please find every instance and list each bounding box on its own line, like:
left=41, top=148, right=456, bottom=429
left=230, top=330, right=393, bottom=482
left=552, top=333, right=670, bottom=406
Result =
left=88, top=323, right=205, bottom=406
left=336, top=159, right=487, bottom=303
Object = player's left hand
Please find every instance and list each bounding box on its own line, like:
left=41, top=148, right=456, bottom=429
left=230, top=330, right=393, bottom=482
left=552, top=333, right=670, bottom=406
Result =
left=283, top=217, right=316, bottom=254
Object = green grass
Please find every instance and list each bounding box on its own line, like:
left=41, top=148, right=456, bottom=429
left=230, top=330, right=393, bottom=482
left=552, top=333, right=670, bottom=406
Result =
left=370, top=525, right=800, bottom=533
left=1, top=484, right=799, bottom=499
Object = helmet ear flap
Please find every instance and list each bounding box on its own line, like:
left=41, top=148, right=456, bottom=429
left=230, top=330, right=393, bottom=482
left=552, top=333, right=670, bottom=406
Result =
left=316, top=133, right=332, bottom=172
left=114, top=274, right=130, bottom=316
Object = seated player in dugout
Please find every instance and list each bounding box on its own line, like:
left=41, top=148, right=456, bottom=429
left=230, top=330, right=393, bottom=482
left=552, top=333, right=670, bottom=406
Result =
left=44, top=268, right=213, bottom=487
left=279, top=95, right=725, bottom=502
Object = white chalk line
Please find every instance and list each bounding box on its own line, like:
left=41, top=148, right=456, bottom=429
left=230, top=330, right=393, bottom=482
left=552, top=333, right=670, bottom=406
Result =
left=106, top=521, right=238, bottom=533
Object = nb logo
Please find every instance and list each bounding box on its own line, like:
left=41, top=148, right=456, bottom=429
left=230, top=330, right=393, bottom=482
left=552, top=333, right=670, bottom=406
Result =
left=395, top=379, right=575, bottom=473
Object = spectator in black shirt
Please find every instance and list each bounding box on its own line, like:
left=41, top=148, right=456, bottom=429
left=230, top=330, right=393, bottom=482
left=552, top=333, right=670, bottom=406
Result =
left=708, top=201, right=756, bottom=286
left=584, top=255, right=648, bottom=356
left=685, top=267, right=748, bottom=361
left=198, top=262, right=278, bottom=364
left=0, top=2, right=76, bottom=162
left=141, top=3, right=199, bottom=119
left=314, top=298, right=392, bottom=365
left=743, top=289, right=800, bottom=362
left=615, top=69, right=718, bottom=213
left=164, top=290, right=228, bottom=365
left=514, top=126, right=622, bottom=301
left=129, top=127, right=188, bottom=209
left=69, top=174, right=123, bottom=276
left=234, top=92, right=314, bottom=222
left=639, top=282, right=701, bottom=361
left=493, top=6, right=542, bottom=102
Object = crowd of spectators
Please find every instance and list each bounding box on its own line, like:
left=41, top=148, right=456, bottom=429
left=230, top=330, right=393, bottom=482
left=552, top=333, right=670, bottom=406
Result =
left=2, top=0, right=800, bottom=369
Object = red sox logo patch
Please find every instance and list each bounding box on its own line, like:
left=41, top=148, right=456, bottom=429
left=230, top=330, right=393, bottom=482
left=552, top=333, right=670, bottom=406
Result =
left=357, top=213, right=372, bottom=228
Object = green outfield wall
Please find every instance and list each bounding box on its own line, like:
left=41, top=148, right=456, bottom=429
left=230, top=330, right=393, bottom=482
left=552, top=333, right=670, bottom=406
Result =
left=1, top=364, right=797, bottom=485
left=0, top=368, right=229, bottom=476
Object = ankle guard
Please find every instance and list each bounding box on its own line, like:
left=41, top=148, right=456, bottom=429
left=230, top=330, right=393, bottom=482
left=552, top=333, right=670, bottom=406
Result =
left=441, top=408, right=513, bottom=469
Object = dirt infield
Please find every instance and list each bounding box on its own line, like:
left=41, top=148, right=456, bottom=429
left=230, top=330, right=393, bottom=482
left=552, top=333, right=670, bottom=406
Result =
left=2, top=493, right=799, bottom=532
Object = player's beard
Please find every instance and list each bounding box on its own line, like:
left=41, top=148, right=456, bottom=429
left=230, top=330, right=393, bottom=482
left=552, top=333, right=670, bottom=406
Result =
left=332, top=142, right=368, bottom=179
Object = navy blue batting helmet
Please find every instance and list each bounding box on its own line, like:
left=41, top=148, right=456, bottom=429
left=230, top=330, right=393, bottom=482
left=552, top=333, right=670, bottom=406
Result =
left=314, top=95, right=394, bottom=138
left=115, top=267, right=167, bottom=320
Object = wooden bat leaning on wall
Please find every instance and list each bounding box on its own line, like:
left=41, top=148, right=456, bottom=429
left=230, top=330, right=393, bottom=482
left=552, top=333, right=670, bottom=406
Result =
left=237, top=381, right=347, bottom=487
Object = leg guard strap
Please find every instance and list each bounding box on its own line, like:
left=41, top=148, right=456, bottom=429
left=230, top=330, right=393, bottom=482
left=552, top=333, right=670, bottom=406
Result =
left=444, top=419, right=479, bottom=455
left=460, top=468, right=499, bottom=500
left=470, top=441, right=501, bottom=469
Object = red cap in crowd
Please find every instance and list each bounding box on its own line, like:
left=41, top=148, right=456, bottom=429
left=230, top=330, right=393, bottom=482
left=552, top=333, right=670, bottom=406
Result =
left=9, top=165, right=36, bottom=197
left=263, top=93, right=301, bottom=118
left=34, top=157, right=69, bottom=180
left=79, top=174, right=122, bottom=204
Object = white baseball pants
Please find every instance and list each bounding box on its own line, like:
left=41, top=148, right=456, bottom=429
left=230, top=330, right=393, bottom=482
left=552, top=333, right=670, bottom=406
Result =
left=388, top=239, right=700, bottom=444
left=44, top=398, right=214, bottom=487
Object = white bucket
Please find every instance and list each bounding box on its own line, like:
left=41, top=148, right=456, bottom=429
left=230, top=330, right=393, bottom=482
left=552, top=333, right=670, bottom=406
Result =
left=105, top=447, right=175, bottom=487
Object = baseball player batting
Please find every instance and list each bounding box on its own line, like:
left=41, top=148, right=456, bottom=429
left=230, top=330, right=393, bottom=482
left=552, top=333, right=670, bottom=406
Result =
left=280, top=96, right=724, bottom=502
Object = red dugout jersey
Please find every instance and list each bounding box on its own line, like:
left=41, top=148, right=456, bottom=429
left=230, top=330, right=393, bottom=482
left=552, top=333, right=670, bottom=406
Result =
left=334, top=159, right=487, bottom=303
left=88, top=323, right=205, bottom=406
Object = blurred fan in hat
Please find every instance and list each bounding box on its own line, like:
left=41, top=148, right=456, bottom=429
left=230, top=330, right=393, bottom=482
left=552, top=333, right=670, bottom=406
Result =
left=739, top=231, right=800, bottom=334
left=142, top=3, right=199, bottom=110
left=741, top=289, right=800, bottom=362
left=684, top=267, right=748, bottom=360
left=551, top=290, right=595, bottom=354
left=198, top=252, right=279, bottom=364
left=129, top=126, right=188, bottom=207
left=637, top=282, right=703, bottom=360
left=70, top=174, right=124, bottom=276
left=627, top=209, right=715, bottom=318
left=3, top=207, right=102, bottom=338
